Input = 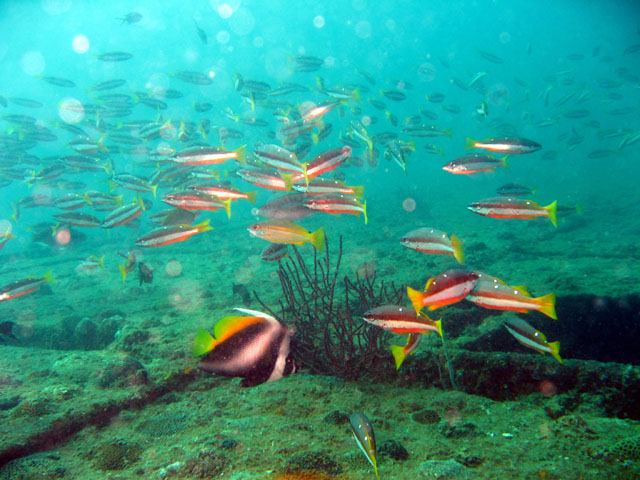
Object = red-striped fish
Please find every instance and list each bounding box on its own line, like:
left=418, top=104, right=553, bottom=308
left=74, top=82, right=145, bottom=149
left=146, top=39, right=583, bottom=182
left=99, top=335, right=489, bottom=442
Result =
left=54, top=212, right=101, bottom=228
left=466, top=136, right=541, bottom=154
left=466, top=281, right=557, bottom=319
left=135, top=219, right=212, bottom=247
left=303, top=193, right=367, bottom=224
left=247, top=220, right=325, bottom=251
left=253, top=193, right=314, bottom=221
left=237, top=166, right=293, bottom=191
left=468, top=197, right=558, bottom=227
left=0, top=270, right=54, bottom=302
left=189, top=184, right=257, bottom=203
left=253, top=144, right=306, bottom=177
left=400, top=227, right=464, bottom=264
left=162, top=191, right=231, bottom=218
left=362, top=305, right=442, bottom=336
left=504, top=317, right=562, bottom=363
left=407, top=269, right=479, bottom=313
left=442, top=154, right=507, bottom=174
left=293, top=178, right=364, bottom=198
left=292, top=146, right=351, bottom=182
left=171, top=145, right=246, bottom=165
left=100, top=202, right=143, bottom=228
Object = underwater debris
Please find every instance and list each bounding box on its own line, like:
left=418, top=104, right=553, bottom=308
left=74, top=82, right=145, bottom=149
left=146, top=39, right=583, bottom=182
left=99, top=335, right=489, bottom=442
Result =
left=257, top=235, right=403, bottom=380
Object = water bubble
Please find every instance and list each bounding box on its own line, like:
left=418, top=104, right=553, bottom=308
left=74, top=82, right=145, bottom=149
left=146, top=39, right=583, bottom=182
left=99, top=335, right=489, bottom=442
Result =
left=58, top=97, right=84, bottom=124
left=21, top=51, right=45, bottom=76
left=402, top=198, right=416, bottom=212
left=145, top=72, right=170, bottom=96
left=217, top=30, right=231, bottom=44
left=499, top=31, right=511, bottom=44
left=218, top=3, right=233, bottom=18
left=355, top=20, right=372, bottom=39
left=166, top=260, right=182, bottom=277
left=417, top=62, right=436, bottom=82
left=229, top=8, right=255, bottom=35
left=313, top=15, right=325, bottom=28
left=72, top=34, right=90, bottom=54
left=361, top=116, right=371, bottom=127
left=55, top=227, right=71, bottom=246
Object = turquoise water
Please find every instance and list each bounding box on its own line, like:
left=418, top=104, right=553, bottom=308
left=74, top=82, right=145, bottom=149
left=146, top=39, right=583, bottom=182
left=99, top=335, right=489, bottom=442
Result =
left=1, top=0, right=640, bottom=478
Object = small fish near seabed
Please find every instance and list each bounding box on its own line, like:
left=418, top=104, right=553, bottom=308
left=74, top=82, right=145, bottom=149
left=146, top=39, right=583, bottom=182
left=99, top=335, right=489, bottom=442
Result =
left=350, top=412, right=379, bottom=480
left=193, top=308, right=297, bottom=387
left=0, top=271, right=54, bottom=302
left=504, top=316, right=562, bottom=363
left=247, top=219, right=325, bottom=251
left=468, top=197, right=558, bottom=227
left=138, top=262, right=153, bottom=286
left=407, top=269, right=479, bottom=313
left=400, top=227, right=464, bottom=264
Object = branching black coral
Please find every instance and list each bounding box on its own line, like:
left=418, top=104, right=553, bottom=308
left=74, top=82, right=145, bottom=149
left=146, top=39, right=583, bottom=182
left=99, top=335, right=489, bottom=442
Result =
left=256, top=236, right=404, bottom=380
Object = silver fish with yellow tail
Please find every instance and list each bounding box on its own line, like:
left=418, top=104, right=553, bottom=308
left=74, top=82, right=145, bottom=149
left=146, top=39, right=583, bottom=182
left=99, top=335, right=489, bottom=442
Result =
left=350, top=412, right=378, bottom=479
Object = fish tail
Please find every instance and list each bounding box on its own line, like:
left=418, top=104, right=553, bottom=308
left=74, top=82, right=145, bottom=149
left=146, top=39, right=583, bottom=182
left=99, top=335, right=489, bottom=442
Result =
left=106, top=179, right=117, bottom=192
left=193, top=328, right=217, bottom=357
left=234, top=145, right=247, bottom=163
left=281, top=173, right=294, bottom=192
left=246, top=190, right=258, bottom=204
left=42, top=270, right=55, bottom=284
left=406, top=286, right=425, bottom=314
left=443, top=128, right=452, bottom=138
left=434, top=319, right=443, bottom=338
left=544, top=200, right=558, bottom=227
left=575, top=203, right=584, bottom=215
left=311, top=132, right=320, bottom=145
left=351, top=87, right=361, bottom=103
left=537, top=292, right=557, bottom=319
left=194, top=218, right=213, bottom=233
left=118, top=264, right=128, bottom=283
left=351, top=185, right=365, bottom=200
left=390, top=344, right=407, bottom=370
left=502, top=155, right=509, bottom=169
left=150, top=184, right=158, bottom=199
left=136, top=193, right=146, bottom=211
left=310, top=226, right=326, bottom=252
left=114, top=195, right=124, bottom=206
left=451, top=234, right=464, bottom=264
left=362, top=200, right=368, bottom=225
left=465, top=137, right=477, bottom=150
left=548, top=341, right=563, bottom=364
left=302, top=163, right=309, bottom=185
left=83, top=192, right=93, bottom=205
left=223, top=199, right=232, bottom=219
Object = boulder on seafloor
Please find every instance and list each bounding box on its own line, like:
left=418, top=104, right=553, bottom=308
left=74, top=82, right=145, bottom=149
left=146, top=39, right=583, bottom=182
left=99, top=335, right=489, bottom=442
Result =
left=420, top=459, right=475, bottom=479
left=93, top=439, right=143, bottom=471
left=96, top=355, right=147, bottom=388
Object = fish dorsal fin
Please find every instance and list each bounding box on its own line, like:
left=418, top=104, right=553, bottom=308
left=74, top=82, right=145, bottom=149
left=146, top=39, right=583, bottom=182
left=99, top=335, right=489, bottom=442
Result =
left=424, top=276, right=435, bottom=291
left=213, top=315, right=265, bottom=343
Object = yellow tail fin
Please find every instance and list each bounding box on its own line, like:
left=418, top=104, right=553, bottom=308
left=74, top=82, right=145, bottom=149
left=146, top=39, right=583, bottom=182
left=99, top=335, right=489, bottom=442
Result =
left=351, top=185, right=365, bottom=200
left=118, top=264, right=128, bottom=283
left=362, top=200, right=368, bottom=225
left=310, top=226, right=326, bottom=252
left=548, top=341, right=563, bottom=364
left=390, top=344, right=407, bottom=370
left=245, top=190, right=258, bottom=204
left=537, top=292, right=557, bottom=319
left=193, top=219, right=213, bottom=233
left=406, top=287, right=425, bottom=314
left=544, top=200, right=558, bottom=227
left=451, top=234, right=464, bottom=264
left=234, top=145, right=247, bottom=163
left=465, top=137, right=477, bottom=150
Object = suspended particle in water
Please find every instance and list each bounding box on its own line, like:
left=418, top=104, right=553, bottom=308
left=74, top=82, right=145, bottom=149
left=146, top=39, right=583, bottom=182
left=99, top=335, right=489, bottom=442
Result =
left=402, top=198, right=416, bottom=212
left=166, top=259, right=182, bottom=277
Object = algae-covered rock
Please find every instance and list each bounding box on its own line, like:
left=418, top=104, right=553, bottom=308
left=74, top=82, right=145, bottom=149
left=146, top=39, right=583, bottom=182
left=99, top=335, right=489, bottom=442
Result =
left=96, top=355, right=147, bottom=388
left=0, top=452, right=66, bottom=479
left=412, top=408, right=441, bottom=425
left=323, top=409, right=349, bottom=425
left=285, top=451, right=343, bottom=475
left=378, top=439, right=409, bottom=460
left=182, top=449, right=228, bottom=478
left=94, top=439, right=143, bottom=470
left=420, top=459, right=475, bottom=479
